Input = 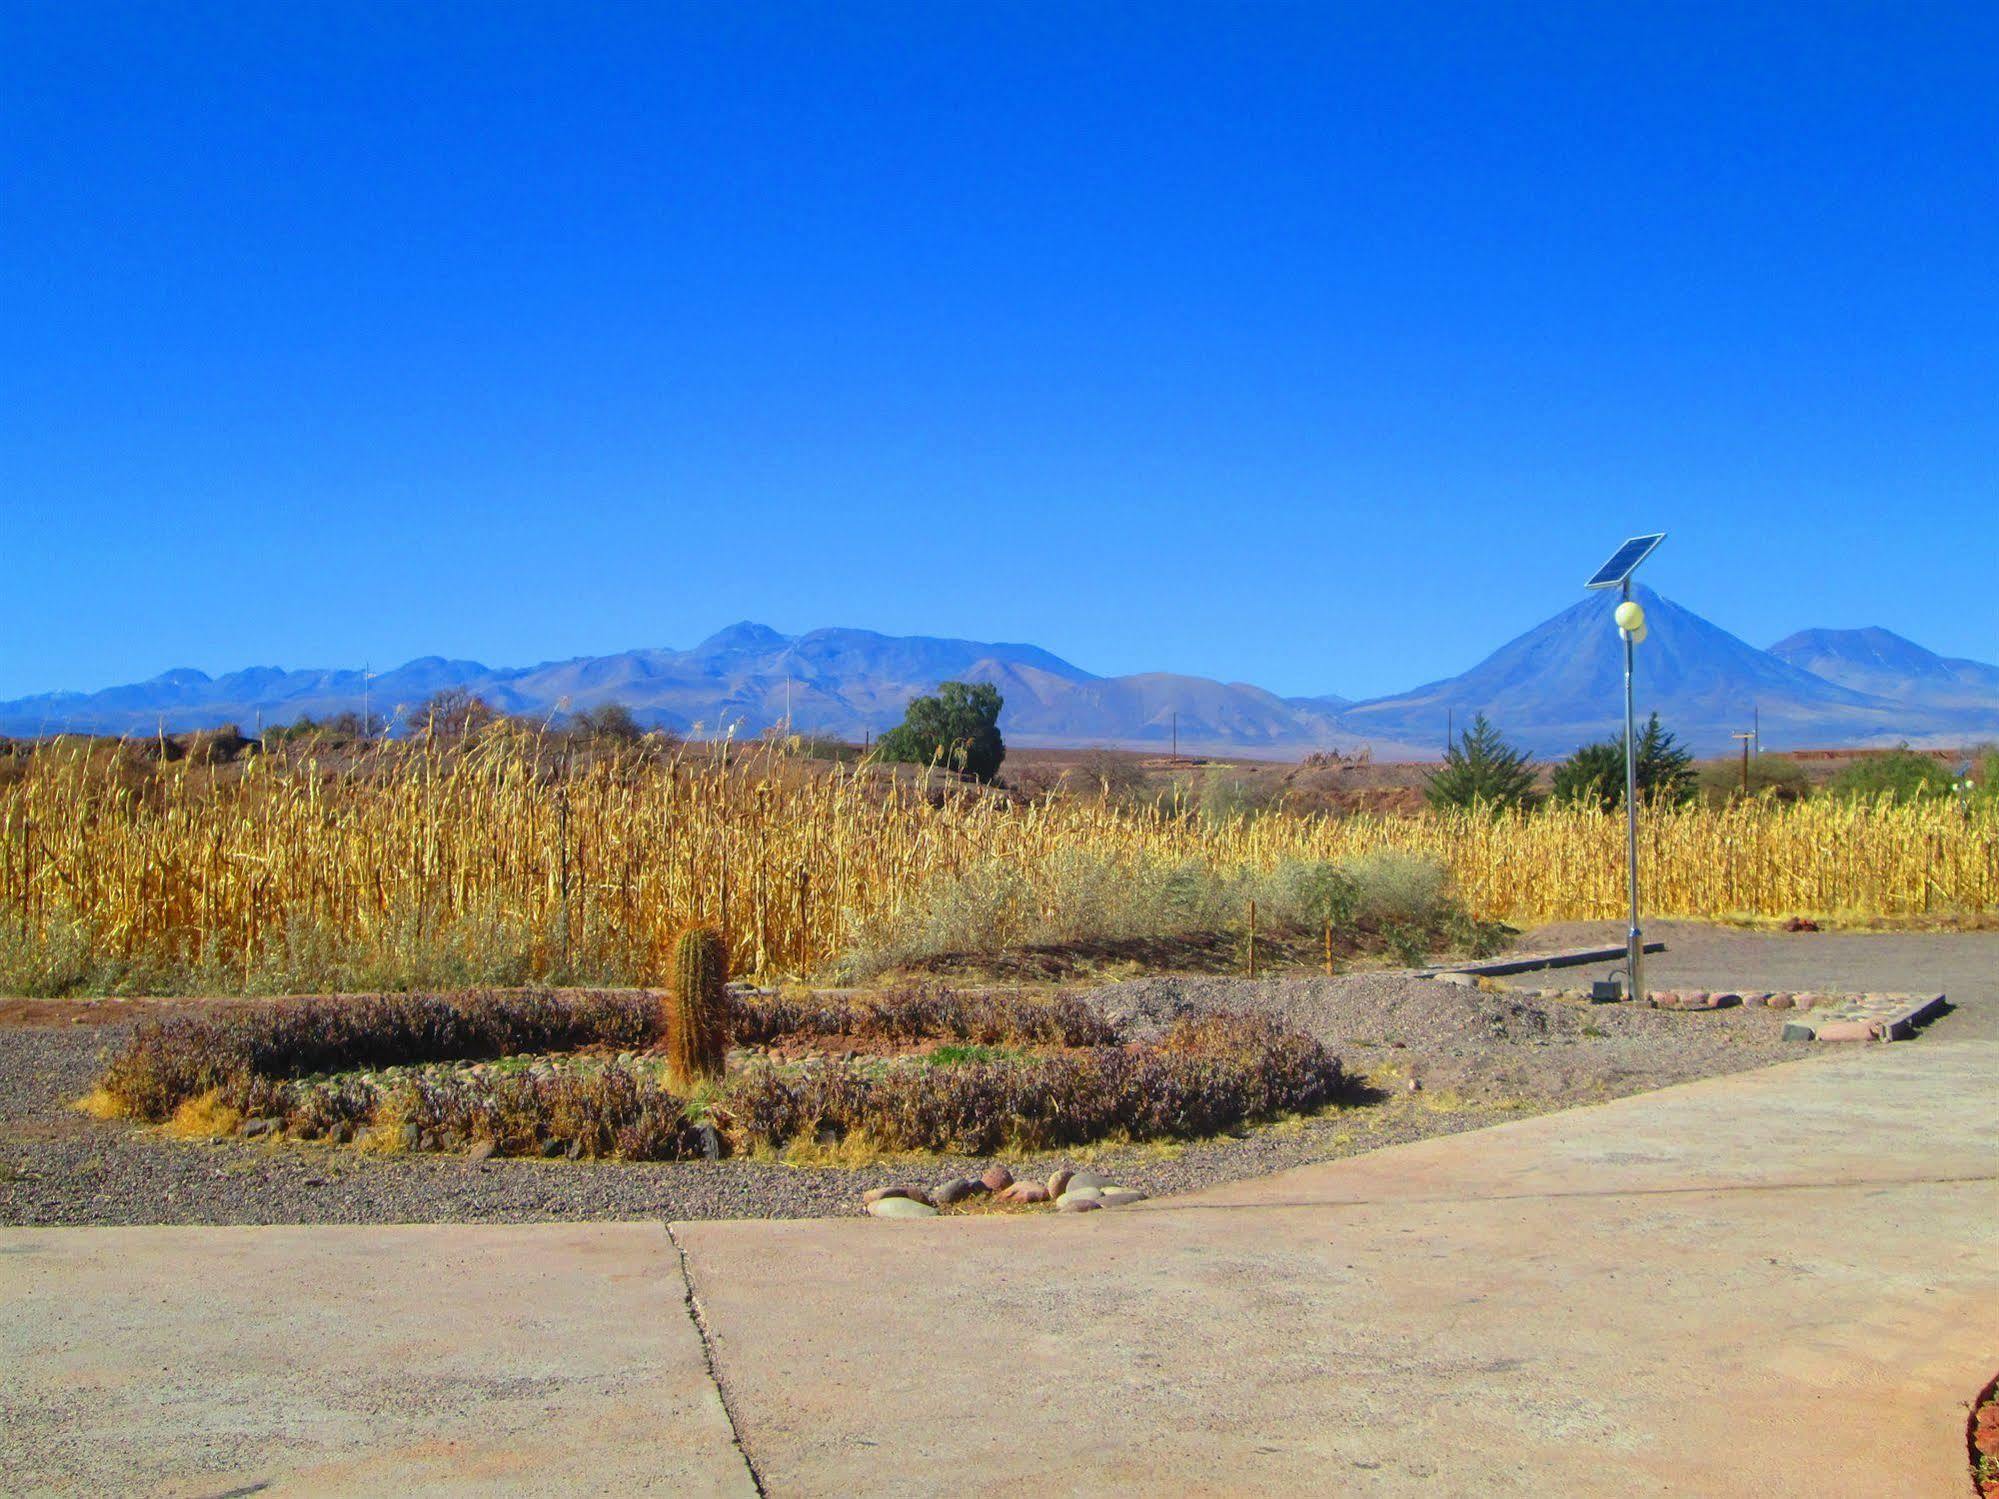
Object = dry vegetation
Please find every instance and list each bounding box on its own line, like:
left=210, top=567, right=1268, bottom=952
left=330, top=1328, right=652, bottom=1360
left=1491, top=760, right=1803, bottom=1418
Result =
left=87, top=986, right=1350, bottom=1159
left=2, top=731, right=1992, bottom=996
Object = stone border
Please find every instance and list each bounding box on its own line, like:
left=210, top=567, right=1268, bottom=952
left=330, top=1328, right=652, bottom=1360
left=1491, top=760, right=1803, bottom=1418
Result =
left=1762, top=992, right=1948, bottom=1043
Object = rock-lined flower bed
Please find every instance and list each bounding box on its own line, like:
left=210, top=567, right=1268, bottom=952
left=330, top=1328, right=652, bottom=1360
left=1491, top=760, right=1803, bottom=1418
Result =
left=1974, top=1371, right=1999, bottom=1499
left=89, top=986, right=1348, bottom=1162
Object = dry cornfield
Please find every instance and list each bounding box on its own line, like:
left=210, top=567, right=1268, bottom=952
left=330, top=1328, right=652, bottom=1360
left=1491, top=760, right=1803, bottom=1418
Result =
left=1, top=731, right=1993, bottom=992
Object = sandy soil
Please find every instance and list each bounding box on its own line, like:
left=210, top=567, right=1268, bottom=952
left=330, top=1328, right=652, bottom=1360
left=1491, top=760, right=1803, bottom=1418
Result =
left=0, top=943, right=1841, bottom=1226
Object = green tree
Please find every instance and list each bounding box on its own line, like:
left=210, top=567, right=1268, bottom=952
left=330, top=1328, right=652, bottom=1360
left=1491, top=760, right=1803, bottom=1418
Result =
left=1827, top=745, right=1955, bottom=802
left=874, top=681, right=1005, bottom=782
left=1424, top=713, right=1538, bottom=811
left=1551, top=713, right=1697, bottom=809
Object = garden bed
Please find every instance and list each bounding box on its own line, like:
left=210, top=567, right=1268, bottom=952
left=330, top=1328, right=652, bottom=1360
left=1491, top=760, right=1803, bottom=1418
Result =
left=87, top=986, right=1350, bottom=1161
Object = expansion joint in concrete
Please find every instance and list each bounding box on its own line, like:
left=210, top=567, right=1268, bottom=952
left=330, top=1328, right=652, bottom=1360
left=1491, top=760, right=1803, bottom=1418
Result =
left=666, top=1220, right=769, bottom=1499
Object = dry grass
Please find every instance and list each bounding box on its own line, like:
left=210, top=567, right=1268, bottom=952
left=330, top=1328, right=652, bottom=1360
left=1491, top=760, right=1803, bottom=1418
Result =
left=1, top=730, right=1992, bottom=994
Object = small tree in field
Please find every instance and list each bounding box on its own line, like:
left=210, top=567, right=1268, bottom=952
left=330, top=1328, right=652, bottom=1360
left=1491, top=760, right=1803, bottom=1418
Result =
left=1552, top=713, right=1696, bottom=809
left=1425, top=713, right=1537, bottom=811
left=874, top=681, right=1005, bottom=782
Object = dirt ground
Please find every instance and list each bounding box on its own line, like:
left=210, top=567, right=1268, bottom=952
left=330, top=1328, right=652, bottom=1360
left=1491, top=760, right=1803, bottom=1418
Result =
left=13, top=918, right=1965, bottom=1228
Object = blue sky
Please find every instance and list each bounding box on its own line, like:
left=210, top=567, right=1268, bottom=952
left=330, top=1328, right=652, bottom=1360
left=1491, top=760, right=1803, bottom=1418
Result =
left=4, top=3, right=1993, bottom=702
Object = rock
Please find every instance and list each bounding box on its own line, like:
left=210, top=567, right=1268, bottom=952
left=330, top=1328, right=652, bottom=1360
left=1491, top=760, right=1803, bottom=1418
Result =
left=1782, top=916, right=1820, bottom=932
left=1065, top=1171, right=1106, bottom=1194
left=1099, top=1187, right=1148, bottom=1206
left=959, top=1177, right=991, bottom=1197
left=980, top=1165, right=1014, bottom=1192
left=1057, top=1196, right=1102, bottom=1213
left=1406, top=1078, right=1423, bottom=1093
left=1059, top=1185, right=1104, bottom=1205
left=863, top=1185, right=933, bottom=1206
left=1814, top=1020, right=1876, bottom=1042
left=933, top=1178, right=975, bottom=1206
left=1741, top=992, right=1769, bottom=1007
left=1710, top=993, right=1741, bottom=1009
left=1436, top=972, right=1477, bottom=987
left=1780, top=1022, right=1817, bottom=1042
left=1793, top=992, right=1823, bottom=1009
left=1767, top=993, right=1795, bottom=1009
left=540, top=1138, right=565, bottom=1157
left=467, top=1140, right=496, bottom=1163
left=1047, top=1169, right=1073, bottom=1199
left=398, top=1124, right=422, bottom=1152
left=1003, top=1182, right=1049, bottom=1204
left=696, top=1124, right=722, bottom=1162
left=867, top=1196, right=939, bottom=1219
left=240, top=1118, right=276, bottom=1139
left=1684, top=991, right=1709, bottom=1007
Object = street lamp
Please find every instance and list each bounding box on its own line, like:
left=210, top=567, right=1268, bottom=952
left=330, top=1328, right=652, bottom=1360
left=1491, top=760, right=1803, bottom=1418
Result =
left=1585, top=533, right=1667, bottom=1003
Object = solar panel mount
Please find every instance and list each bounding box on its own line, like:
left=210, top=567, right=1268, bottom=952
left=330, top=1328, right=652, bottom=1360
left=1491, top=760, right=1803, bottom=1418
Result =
left=1585, top=533, right=1666, bottom=590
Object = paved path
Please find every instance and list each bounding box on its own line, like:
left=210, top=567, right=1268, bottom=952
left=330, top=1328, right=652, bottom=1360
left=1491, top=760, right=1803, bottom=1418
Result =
left=4, top=930, right=1995, bottom=1496
left=0, top=1223, right=757, bottom=1496
left=679, top=1036, right=1999, bottom=1496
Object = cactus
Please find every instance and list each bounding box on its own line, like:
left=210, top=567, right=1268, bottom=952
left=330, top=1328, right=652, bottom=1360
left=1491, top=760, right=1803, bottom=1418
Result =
left=666, top=925, right=729, bottom=1091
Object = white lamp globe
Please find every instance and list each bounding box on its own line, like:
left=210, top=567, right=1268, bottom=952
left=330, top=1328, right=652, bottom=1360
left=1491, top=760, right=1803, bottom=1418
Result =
left=1630, top=621, right=1648, bottom=644
left=1614, top=600, right=1646, bottom=633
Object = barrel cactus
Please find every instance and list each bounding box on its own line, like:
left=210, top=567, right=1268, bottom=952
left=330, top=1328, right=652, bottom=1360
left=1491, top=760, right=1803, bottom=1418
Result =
left=667, top=925, right=729, bottom=1090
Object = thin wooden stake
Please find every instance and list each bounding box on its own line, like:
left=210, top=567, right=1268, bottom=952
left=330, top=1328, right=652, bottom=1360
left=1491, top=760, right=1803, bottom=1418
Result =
left=1247, top=898, right=1257, bottom=978
left=1324, top=918, right=1334, bottom=976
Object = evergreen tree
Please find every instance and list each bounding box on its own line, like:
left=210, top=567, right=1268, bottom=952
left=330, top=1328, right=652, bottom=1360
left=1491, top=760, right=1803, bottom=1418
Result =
left=874, top=681, right=1006, bottom=781
left=1424, top=712, right=1538, bottom=811
left=1551, top=713, right=1696, bottom=809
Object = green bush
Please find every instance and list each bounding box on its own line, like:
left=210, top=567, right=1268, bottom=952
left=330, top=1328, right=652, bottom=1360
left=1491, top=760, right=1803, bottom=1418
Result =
left=874, top=681, right=1005, bottom=782
left=1827, top=747, right=1955, bottom=802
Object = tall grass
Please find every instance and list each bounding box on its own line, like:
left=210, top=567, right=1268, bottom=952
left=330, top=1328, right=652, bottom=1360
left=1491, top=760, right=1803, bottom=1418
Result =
left=1, top=730, right=1992, bottom=994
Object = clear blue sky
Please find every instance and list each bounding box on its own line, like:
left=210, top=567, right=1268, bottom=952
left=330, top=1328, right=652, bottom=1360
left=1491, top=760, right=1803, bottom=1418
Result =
left=4, top=3, right=1993, bottom=702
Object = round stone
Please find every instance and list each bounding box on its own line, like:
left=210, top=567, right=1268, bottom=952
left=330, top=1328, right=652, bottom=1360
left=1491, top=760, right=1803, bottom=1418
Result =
left=1058, top=1185, right=1104, bottom=1207
left=1066, top=1171, right=1107, bottom=1194
left=1005, top=1182, right=1050, bottom=1205
left=1057, top=1196, right=1102, bottom=1213
left=1711, top=993, right=1742, bottom=1008
left=1767, top=994, right=1795, bottom=1009
left=980, top=1165, right=1014, bottom=1193
left=867, top=1196, right=939, bottom=1219
left=932, top=1178, right=975, bottom=1206
left=1046, top=1169, right=1073, bottom=1200
left=1099, top=1187, right=1148, bottom=1206
left=1813, top=1020, right=1876, bottom=1042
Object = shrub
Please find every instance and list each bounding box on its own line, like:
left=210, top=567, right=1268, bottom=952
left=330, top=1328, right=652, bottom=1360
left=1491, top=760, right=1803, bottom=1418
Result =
left=97, top=989, right=660, bottom=1122
left=726, top=1012, right=1346, bottom=1156
left=1828, top=746, right=1955, bottom=802
left=1340, top=848, right=1452, bottom=929
left=1696, top=755, right=1810, bottom=804
left=729, top=987, right=1119, bottom=1048
left=1425, top=713, right=1537, bottom=812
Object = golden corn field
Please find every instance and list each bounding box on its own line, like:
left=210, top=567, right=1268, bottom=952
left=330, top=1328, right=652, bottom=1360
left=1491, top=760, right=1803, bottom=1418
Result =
left=1, top=733, right=1993, bottom=993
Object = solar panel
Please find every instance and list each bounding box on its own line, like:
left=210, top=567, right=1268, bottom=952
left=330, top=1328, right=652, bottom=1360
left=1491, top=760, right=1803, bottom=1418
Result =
left=1584, top=533, right=1666, bottom=589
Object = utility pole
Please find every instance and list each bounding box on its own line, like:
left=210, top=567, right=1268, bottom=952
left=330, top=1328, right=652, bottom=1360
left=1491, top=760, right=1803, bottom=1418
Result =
left=1446, top=707, right=1454, bottom=755
left=1732, top=731, right=1755, bottom=796
left=1753, top=703, right=1760, bottom=757
left=1171, top=710, right=1178, bottom=761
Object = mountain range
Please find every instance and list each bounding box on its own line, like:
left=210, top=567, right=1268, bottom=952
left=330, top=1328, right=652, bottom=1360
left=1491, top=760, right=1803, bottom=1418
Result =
left=4, top=589, right=1992, bottom=758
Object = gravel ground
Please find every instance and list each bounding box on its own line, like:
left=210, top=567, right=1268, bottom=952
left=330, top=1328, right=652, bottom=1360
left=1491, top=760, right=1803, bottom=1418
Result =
left=0, top=950, right=1840, bottom=1227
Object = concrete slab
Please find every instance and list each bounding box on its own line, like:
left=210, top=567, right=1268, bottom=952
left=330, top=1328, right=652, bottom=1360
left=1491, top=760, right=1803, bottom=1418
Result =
left=677, top=1041, right=1999, bottom=1497
left=0, top=1223, right=756, bottom=1497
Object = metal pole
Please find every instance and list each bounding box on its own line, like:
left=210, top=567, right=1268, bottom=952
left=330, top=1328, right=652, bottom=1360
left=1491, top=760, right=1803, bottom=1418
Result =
left=1622, top=579, right=1643, bottom=1001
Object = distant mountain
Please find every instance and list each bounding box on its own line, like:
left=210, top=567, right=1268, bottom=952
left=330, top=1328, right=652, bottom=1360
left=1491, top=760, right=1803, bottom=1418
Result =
left=4, top=599, right=1991, bottom=757
left=0, top=623, right=1396, bottom=755
left=1768, top=626, right=1999, bottom=709
left=1334, top=586, right=1998, bottom=756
